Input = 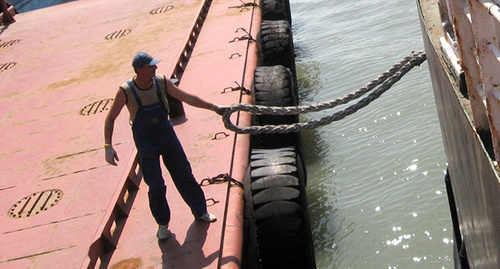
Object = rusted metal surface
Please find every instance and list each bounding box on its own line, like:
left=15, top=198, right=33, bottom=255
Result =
left=448, top=0, right=490, bottom=131
left=467, top=0, right=500, bottom=163
left=418, top=0, right=500, bottom=268
left=0, top=0, right=253, bottom=268
left=439, top=0, right=500, bottom=163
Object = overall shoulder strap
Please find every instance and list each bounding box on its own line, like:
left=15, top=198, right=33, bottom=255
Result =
left=152, top=77, right=162, bottom=101
left=126, top=80, right=142, bottom=107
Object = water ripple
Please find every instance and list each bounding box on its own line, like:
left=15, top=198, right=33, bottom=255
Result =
left=295, top=0, right=453, bottom=268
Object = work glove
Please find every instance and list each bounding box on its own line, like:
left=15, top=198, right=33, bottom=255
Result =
left=105, top=145, right=119, bottom=166
left=212, top=104, right=229, bottom=116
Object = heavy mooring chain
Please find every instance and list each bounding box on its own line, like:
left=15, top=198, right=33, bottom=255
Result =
left=222, top=51, right=427, bottom=135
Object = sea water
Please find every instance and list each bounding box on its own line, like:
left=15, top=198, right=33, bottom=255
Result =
left=291, top=0, right=453, bottom=268
left=7, top=0, right=75, bottom=13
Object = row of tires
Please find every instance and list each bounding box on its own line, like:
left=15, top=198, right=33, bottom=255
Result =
left=244, top=0, right=316, bottom=268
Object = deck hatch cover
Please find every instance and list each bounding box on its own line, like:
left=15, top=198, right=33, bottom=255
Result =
left=79, top=98, right=114, bottom=116
left=0, top=62, right=16, bottom=72
left=150, top=5, right=174, bottom=14
left=105, top=29, right=132, bottom=40
left=9, top=189, right=63, bottom=218
left=0, top=39, right=20, bottom=49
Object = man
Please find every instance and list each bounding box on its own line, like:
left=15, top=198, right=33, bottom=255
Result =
left=104, top=52, right=227, bottom=240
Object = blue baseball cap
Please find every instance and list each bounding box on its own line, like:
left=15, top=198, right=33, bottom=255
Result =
left=132, top=52, right=161, bottom=68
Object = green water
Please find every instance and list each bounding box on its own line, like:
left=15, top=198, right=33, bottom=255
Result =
left=291, top=0, right=453, bottom=268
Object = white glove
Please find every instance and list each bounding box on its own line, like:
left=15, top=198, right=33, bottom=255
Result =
left=212, top=104, right=229, bottom=116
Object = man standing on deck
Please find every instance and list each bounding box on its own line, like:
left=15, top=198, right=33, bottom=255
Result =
left=104, top=52, right=227, bottom=240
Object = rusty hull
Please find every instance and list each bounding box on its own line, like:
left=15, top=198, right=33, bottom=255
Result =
left=417, top=0, right=500, bottom=268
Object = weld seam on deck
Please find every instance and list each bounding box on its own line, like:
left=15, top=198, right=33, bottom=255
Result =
left=2, top=213, right=96, bottom=235
left=1, top=245, right=77, bottom=264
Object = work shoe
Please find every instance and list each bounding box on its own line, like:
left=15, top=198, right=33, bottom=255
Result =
left=157, top=225, right=170, bottom=240
left=197, top=212, right=217, bottom=222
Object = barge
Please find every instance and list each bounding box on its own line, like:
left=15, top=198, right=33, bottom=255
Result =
left=417, top=0, right=500, bottom=268
left=0, top=0, right=315, bottom=268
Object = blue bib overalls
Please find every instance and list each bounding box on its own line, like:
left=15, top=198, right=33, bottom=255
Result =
left=127, top=77, right=207, bottom=225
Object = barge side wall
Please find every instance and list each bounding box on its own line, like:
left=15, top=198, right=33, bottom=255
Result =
left=418, top=1, right=500, bottom=268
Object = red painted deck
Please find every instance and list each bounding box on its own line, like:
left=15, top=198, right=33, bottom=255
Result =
left=0, top=0, right=257, bottom=268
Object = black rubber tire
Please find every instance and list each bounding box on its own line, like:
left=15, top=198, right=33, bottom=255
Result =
left=256, top=215, right=302, bottom=237
left=250, top=164, right=297, bottom=178
left=260, top=0, right=292, bottom=24
left=245, top=2, right=313, bottom=267
left=248, top=147, right=315, bottom=269
left=250, top=156, right=296, bottom=167
left=257, top=230, right=309, bottom=269
left=254, top=200, right=300, bottom=220
left=254, top=88, right=292, bottom=106
left=252, top=187, right=300, bottom=206
left=253, top=65, right=298, bottom=148
left=260, top=20, right=296, bottom=74
left=254, top=65, right=297, bottom=107
left=251, top=174, right=300, bottom=191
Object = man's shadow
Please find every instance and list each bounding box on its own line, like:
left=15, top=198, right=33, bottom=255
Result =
left=158, top=221, right=218, bottom=269
left=0, top=22, right=11, bottom=35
